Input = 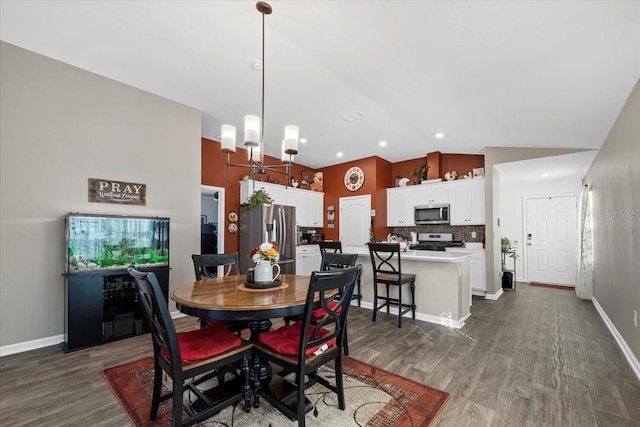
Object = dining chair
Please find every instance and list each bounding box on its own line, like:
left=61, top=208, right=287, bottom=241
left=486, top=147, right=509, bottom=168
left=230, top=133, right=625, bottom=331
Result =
left=367, top=242, right=416, bottom=328
left=318, top=240, right=342, bottom=254
left=191, top=253, right=248, bottom=333
left=192, top=253, right=239, bottom=279
left=255, top=265, right=362, bottom=427
left=127, top=267, right=254, bottom=427
left=284, top=252, right=358, bottom=354
left=318, top=241, right=361, bottom=307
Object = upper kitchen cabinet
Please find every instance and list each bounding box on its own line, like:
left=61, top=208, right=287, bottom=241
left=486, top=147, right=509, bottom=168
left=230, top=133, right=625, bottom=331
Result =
left=414, top=182, right=449, bottom=205
left=387, top=186, right=415, bottom=226
left=449, top=178, right=485, bottom=225
left=240, top=181, right=323, bottom=228
left=287, top=187, right=324, bottom=227
left=240, top=180, right=286, bottom=206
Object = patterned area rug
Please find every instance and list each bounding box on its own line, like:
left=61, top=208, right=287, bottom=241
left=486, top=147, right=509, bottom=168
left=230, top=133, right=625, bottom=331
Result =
left=102, top=356, right=449, bottom=426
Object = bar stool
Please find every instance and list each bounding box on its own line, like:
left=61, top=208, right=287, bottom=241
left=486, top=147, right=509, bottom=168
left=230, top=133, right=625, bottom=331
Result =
left=367, top=243, right=416, bottom=328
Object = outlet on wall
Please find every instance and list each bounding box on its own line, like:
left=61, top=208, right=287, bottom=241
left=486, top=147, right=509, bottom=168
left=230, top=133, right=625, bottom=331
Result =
left=471, top=231, right=477, bottom=238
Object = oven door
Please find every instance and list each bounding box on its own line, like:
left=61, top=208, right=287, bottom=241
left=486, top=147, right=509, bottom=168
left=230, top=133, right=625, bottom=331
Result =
left=414, top=204, right=449, bottom=224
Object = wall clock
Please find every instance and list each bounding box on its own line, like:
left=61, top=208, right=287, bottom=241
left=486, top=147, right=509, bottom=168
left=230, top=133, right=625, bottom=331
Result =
left=344, top=166, right=365, bottom=191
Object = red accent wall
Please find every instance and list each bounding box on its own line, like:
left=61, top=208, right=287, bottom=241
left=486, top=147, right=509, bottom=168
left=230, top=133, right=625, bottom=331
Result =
left=391, top=157, right=428, bottom=186
left=202, top=138, right=484, bottom=251
left=319, top=156, right=393, bottom=242
left=201, top=138, right=311, bottom=254
left=441, top=154, right=485, bottom=178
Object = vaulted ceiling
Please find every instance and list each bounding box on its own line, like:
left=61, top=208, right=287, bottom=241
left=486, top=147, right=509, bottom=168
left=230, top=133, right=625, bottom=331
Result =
left=1, top=1, right=639, bottom=168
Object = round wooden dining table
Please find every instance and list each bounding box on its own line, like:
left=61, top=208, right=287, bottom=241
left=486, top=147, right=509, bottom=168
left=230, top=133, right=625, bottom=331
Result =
left=172, top=273, right=333, bottom=382
left=171, top=273, right=332, bottom=340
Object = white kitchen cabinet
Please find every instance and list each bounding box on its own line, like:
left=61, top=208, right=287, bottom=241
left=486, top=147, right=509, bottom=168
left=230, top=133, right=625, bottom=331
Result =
left=386, top=186, right=415, bottom=226
left=449, top=178, right=485, bottom=225
left=306, top=191, right=324, bottom=227
left=240, top=180, right=286, bottom=206
left=284, top=187, right=323, bottom=227
left=240, top=181, right=324, bottom=227
left=296, top=245, right=321, bottom=275
left=446, top=247, right=486, bottom=295
left=414, top=183, right=449, bottom=205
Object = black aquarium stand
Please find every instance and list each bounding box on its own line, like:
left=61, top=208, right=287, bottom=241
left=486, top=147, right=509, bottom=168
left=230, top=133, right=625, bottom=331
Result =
left=62, top=266, right=169, bottom=352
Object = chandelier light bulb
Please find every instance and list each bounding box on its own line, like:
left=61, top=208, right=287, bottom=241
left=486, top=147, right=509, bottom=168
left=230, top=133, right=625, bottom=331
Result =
left=221, top=124, right=236, bottom=153
left=281, top=139, right=294, bottom=163
left=247, top=143, right=261, bottom=161
left=283, top=125, right=299, bottom=155
left=244, top=115, right=260, bottom=147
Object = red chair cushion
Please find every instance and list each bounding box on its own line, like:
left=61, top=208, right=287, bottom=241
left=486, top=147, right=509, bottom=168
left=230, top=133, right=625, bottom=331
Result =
left=164, top=324, right=242, bottom=364
left=258, top=322, right=335, bottom=356
left=310, top=301, right=341, bottom=320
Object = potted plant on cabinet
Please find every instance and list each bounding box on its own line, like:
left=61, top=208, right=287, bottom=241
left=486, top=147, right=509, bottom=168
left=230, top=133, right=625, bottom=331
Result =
left=242, top=189, right=273, bottom=209
left=411, top=164, right=429, bottom=183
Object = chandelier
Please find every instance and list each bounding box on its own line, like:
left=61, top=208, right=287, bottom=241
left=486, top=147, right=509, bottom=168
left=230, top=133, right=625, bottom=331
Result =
left=220, top=1, right=298, bottom=185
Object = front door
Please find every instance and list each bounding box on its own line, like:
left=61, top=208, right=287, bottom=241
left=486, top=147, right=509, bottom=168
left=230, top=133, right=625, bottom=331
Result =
left=525, top=195, right=577, bottom=285
left=339, top=195, right=371, bottom=254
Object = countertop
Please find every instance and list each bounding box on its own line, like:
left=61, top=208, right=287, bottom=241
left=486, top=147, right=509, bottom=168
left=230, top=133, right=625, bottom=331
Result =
left=351, top=246, right=472, bottom=262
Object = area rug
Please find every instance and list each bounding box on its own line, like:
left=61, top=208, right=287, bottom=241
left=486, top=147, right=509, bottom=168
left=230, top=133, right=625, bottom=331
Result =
left=529, top=282, right=575, bottom=290
left=102, top=356, right=449, bottom=427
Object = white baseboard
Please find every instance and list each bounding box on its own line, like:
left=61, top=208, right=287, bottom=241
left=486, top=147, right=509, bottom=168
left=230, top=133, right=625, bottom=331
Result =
left=358, top=301, right=467, bottom=329
left=1, top=311, right=188, bottom=358
left=485, top=288, right=504, bottom=300
left=592, top=297, right=640, bottom=382
left=0, top=334, right=64, bottom=357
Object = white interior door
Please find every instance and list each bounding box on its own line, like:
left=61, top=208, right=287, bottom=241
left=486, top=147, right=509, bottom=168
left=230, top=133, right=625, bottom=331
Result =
left=525, top=195, right=577, bottom=285
left=339, top=195, right=371, bottom=253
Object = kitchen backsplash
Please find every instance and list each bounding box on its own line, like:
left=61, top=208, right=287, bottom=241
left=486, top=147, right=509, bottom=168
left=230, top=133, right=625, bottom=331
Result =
left=391, top=225, right=485, bottom=243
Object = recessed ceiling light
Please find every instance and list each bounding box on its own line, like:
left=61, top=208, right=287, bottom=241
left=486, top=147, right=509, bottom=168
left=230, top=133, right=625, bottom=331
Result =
left=379, top=141, right=387, bottom=147
left=299, top=138, right=307, bottom=143
left=337, top=152, right=344, bottom=157
left=435, top=133, right=445, bottom=139
left=538, top=172, right=549, bottom=177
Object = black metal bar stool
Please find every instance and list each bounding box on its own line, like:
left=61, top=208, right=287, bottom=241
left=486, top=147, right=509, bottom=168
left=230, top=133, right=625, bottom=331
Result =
left=367, top=243, right=416, bottom=328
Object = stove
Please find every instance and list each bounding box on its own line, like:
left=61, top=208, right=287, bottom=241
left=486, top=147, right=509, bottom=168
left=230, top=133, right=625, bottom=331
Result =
left=410, top=233, right=462, bottom=251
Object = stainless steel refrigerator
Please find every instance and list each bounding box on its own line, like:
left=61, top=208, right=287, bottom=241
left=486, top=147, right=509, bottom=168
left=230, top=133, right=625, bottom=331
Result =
left=238, top=204, right=296, bottom=275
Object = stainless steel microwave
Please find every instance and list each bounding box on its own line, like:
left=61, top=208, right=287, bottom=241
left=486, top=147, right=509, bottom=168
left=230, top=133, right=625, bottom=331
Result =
left=414, top=204, right=450, bottom=225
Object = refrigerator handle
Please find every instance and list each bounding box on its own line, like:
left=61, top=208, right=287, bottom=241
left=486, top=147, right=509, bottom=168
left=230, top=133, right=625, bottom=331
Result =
left=280, top=208, right=287, bottom=258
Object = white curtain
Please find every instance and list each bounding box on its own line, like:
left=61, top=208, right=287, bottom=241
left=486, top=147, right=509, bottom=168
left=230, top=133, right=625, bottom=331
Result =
left=576, top=185, right=593, bottom=299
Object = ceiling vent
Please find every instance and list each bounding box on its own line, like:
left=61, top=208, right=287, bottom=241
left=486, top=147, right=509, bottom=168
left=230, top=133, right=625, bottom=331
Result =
left=342, top=111, right=364, bottom=122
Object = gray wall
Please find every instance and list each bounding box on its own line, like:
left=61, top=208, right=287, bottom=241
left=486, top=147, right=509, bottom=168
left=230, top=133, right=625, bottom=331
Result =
left=583, top=79, right=640, bottom=360
left=0, top=42, right=201, bottom=348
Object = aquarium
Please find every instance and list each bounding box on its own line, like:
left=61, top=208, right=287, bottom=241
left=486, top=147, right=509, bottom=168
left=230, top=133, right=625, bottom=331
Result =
left=65, top=213, right=169, bottom=273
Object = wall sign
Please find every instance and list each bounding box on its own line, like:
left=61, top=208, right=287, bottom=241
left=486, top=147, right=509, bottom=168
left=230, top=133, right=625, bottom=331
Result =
left=88, top=178, right=146, bottom=206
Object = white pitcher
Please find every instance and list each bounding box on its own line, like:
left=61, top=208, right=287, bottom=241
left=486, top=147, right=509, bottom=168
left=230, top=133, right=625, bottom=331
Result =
left=254, top=261, right=281, bottom=283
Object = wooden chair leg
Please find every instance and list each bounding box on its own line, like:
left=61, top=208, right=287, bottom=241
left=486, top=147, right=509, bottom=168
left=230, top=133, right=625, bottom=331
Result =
left=296, top=372, right=306, bottom=427
left=150, top=364, right=163, bottom=420
left=411, top=280, right=416, bottom=318
left=372, top=282, right=378, bottom=322
left=386, top=284, right=391, bottom=314
left=335, top=353, right=345, bottom=410
left=343, top=318, right=350, bottom=355
left=398, top=284, right=403, bottom=328
left=171, top=376, right=183, bottom=427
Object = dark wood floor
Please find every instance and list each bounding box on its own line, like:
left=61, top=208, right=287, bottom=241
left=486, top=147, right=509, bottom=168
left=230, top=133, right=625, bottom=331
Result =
left=1, top=283, right=639, bottom=426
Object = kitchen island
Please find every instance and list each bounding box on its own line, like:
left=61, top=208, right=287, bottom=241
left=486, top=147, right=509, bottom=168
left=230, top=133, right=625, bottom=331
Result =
left=350, top=248, right=472, bottom=328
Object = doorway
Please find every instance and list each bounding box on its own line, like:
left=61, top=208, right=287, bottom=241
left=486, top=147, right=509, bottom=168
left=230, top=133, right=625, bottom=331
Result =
left=524, top=194, right=577, bottom=286
left=339, top=195, right=371, bottom=253
left=201, top=185, right=225, bottom=256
